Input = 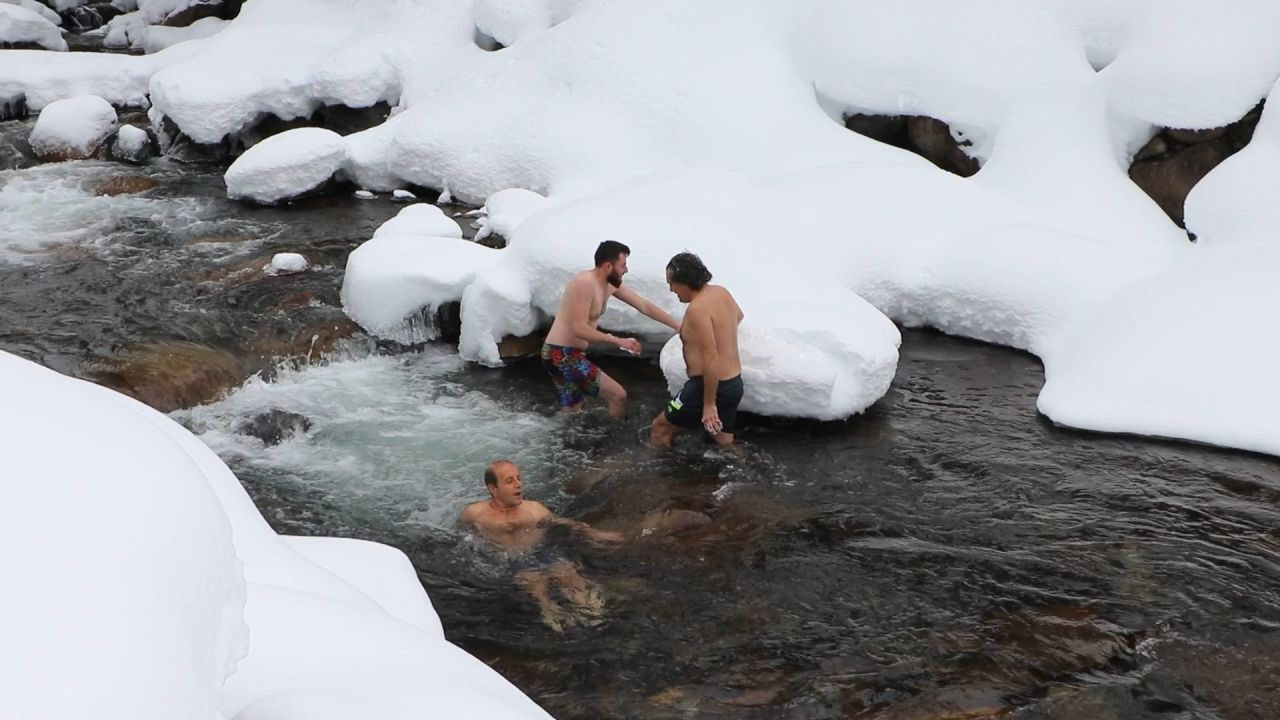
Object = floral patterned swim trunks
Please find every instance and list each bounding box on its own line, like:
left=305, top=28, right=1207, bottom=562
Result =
left=541, top=343, right=601, bottom=408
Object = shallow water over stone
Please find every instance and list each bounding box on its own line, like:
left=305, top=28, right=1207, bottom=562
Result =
left=2, top=135, right=1279, bottom=720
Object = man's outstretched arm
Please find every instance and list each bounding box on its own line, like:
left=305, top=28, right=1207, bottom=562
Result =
left=563, top=280, right=639, bottom=350
left=549, top=515, right=625, bottom=544
left=613, top=285, right=680, bottom=332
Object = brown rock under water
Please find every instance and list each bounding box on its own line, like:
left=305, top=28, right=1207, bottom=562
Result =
left=94, top=175, right=161, bottom=197
left=92, top=341, right=245, bottom=412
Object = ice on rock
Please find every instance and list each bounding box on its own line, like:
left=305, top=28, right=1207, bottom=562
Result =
left=29, top=94, right=118, bottom=160
left=354, top=189, right=375, bottom=199
left=225, top=127, right=347, bottom=205
left=0, top=4, right=67, bottom=51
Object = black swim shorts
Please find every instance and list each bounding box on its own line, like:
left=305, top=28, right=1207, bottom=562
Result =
left=663, top=374, right=744, bottom=433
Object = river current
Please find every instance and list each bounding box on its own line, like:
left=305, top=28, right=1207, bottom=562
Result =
left=2, top=116, right=1279, bottom=720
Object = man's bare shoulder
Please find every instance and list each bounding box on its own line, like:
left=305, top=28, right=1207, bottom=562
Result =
left=523, top=501, right=554, bottom=519
left=459, top=501, right=489, bottom=524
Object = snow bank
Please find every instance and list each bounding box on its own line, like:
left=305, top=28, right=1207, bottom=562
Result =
left=0, top=351, right=552, bottom=719
left=0, top=3, right=67, bottom=51
left=224, top=127, right=346, bottom=204
left=0, top=350, right=247, bottom=720
left=0, top=38, right=206, bottom=110
left=1038, top=243, right=1280, bottom=456
left=28, top=94, right=118, bottom=160
left=0, top=0, right=61, bottom=27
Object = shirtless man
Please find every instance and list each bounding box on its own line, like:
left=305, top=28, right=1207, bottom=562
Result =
left=650, top=252, right=745, bottom=448
left=542, top=240, right=680, bottom=418
left=459, top=460, right=623, bottom=631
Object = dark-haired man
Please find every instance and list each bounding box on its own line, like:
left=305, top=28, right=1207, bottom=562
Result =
left=542, top=240, right=680, bottom=418
left=650, top=252, right=744, bottom=448
left=460, top=460, right=624, bottom=631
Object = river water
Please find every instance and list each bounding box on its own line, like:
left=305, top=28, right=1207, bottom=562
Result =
left=3, top=116, right=1279, bottom=720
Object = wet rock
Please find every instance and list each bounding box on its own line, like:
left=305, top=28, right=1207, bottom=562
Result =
left=237, top=409, right=311, bottom=446
left=1165, top=126, right=1229, bottom=145
left=245, top=315, right=363, bottom=367
left=1150, top=633, right=1280, bottom=720
left=91, top=341, right=245, bottom=412
left=1131, top=135, right=1167, bottom=162
left=60, top=2, right=123, bottom=31
left=498, top=330, right=545, bottom=361
left=156, top=114, right=231, bottom=163
left=0, top=92, right=28, bottom=121
left=907, top=116, right=980, bottom=177
left=845, top=113, right=910, bottom=146
left=109, top=124, right=157, bottom=164
left=93, top=174, right=161, bottom=196
left=1129, top=140, right=1235, bottom=227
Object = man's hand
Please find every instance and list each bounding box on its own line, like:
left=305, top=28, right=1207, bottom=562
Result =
left=617, top=337, right=642, bottom=355
left=702, top=406, right=722, bottom=434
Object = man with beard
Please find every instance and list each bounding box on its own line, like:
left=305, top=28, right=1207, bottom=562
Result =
left=541, top=240, right=680, bottom=418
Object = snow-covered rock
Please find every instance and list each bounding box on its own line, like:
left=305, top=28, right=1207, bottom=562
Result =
left=110, top=122, right=155, bottom=163
left=265, top=252, right=308, bottom=275
left=141, top=15, right=226, bottom=52
left=0, top=350, right=554, bottom=719
left=0, top=3, right=67, bottom=51
left=0, top=0, right=61, bottom=27
left=224, top=127, right=346, bottom=204
left=373, top=203, right=462, bottom=239
left=0, top=39, right=206, bottom=111
left=29, top=94, right=118, bottom=160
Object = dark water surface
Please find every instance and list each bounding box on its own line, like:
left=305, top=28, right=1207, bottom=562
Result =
left=2, top=118, right=1279, bottom=720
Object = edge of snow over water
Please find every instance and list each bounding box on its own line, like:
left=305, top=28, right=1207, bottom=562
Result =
left=0, top=351, right=552, bottom=720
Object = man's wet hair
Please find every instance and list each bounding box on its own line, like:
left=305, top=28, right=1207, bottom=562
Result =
left=666, top=252, right=712, bottom=290
left=594, top=240, right=631, bottom=267
left=484, top=460, right=514, bottom=487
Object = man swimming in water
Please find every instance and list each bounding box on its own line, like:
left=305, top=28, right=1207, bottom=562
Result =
left=542, top=240, right=681, bottom=418
left=459, top=460, right=624, bottom=632
left=650, top=252, right=745, bottom=448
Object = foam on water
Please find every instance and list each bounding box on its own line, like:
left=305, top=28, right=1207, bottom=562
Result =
left=173, top=348, right=588, bottom=531
left=0, top=160, right=228, bottom=263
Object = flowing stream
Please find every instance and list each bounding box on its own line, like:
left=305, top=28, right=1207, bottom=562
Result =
left=3, top=114, right=1280, bottom=720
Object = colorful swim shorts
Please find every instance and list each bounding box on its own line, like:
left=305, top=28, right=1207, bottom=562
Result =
left=541, top=343, right=601, bottom=408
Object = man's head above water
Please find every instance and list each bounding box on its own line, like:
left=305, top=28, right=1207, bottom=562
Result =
left=484, top=460, right=524, bottom=508
left=594, top=240, right=631, bottom=288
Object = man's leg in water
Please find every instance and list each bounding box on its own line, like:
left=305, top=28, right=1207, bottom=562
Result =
left=515, top=568, right=569, bottom=633
left=597, top=371, right=628, bottom=419
left=649, top=411, right=679, bottom=448
left=548, top=560, right=604, bottom=619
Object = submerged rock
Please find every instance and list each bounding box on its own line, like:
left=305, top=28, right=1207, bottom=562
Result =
left=93, top=174, right=161, bottom=196
left=237, top=409, right=312, bottom=446
left=0, top=92, right=27, bottom=121
left=91, top=341, right=245, bottom=412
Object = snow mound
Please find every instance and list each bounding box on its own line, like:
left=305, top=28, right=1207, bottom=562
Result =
left=0, top=3, right=67, bottom=51
left=142, top=15, right=229, bottom=53
left=29, top=94, right=118, bottom=160
left=374, top=203, right=462, bottom=239
left=0, top=351, right=553, bottom=719
left=111, top=122, right=154, bottom=162
left=1185, top=76, right=1280, bottom=246
left=265, top=252, right=308, bottom=275
left=1038, top=243, right=1280, bottom=457
left=1, top=0, right=60, bottom=27
left=225, top=127, right=346, bottom=204
left=0, top=351, right=248, bottom=720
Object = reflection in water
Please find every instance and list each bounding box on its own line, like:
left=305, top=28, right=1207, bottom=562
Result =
left=1, top=136, right=1279, bottom=719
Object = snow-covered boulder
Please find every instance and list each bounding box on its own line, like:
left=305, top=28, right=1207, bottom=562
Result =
left=225, top=127, right=347, bottom=204
left=141, top=15, right=226, bottom=52
left=0, top=351, right=248, bottom=720
left=0, top=0, right=61, bottom=26
left=373, top=203, right=462, bottom=239
left=265, top=252, right=308, bottom=275
left=28, top=94, right=118, bottom=160
left=0, top=3, right=68, bottom=51
left=110, top=123, right=155, bottom=163
left=0, top=349, right=554, bottom=719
